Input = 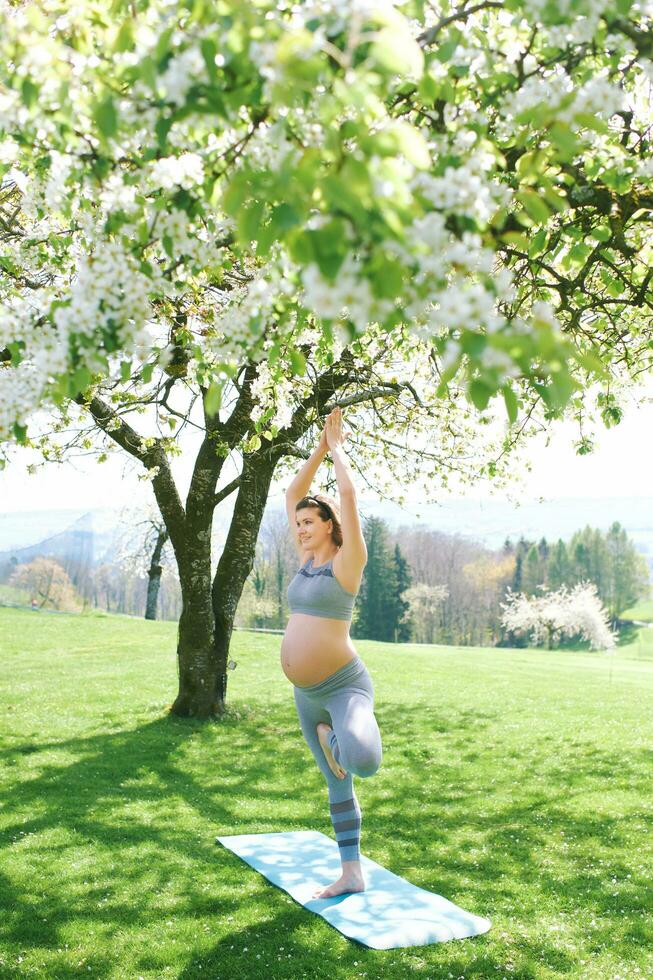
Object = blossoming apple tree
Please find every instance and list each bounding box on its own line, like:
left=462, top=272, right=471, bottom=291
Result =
left=501, top=581, right=617, bottom=650
left=0, top=0, right=651, bottom=713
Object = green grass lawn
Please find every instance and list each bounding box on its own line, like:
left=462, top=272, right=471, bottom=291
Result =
left=1, top=608, right=652, bottom=980
left=0, top=584, right=31, bottom=606
left=621, top=599, right=653, bottom=623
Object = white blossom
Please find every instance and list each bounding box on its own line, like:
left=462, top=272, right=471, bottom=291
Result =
left=159, top=45, right=207, bottom=106
left=501, top=582, right=617, bottom=650
left=149, top=153, right=205, bottom=190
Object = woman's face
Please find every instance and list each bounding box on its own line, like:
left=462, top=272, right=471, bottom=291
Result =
left=296, top=506, right=332, bottom=548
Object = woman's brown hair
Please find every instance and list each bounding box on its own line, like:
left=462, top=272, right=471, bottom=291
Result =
left=295, top=493, right=343, bottom=547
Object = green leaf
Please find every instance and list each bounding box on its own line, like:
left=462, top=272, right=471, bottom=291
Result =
left=270, top=203, right=300, bottom=232
left=435, top=348, right=462, bottom=394
left=370, top=256, right=404, bottom=299
left=528, top=228, right=548, bottom=258
left=141, top=363, right=154, bottom=383
left=393, top=122, right=431, bottom=169
left=434, top=30, right=462, bottom=63
left=546, top=369, right=577, bottom=409
left=540, top=185, right=568, bottom=212
left=223, top=175, right=250, bottom=218
left=567, top=242, right=591, bottom=264
left=574, top=112, right=608, bottom=134
left=322, top=174, right=368, bottom=224
left=25, top=5, right=48, bottom=29
left=93, top=97, right=118, bottom=140
left=602, top=167, right=632, bottom=193
left=104, top=210, right=130, bottom=234
left=21, top=78, right=40, bottom=108
left=4, top=341, right=22, bottom=365
left=71, top=366, right=92, bottom=394
left=245, top=433, right=262, bottom=453
left=155, top=116, right=173, bottom=150
left=115, top=20, right=135, bottom=53
left=516, top=190, right=551, bottom=224
left=606, top=278, right=625, bottom=297
left=201, top=38, right=218, bottom=82
left=255, top=220, right=276, bottom=258
left=237, top=200, right=265, bottom=243
left=516, top=149, right=548, bottom=178
left=339, top=156, right=373, bottom=197
left=13, top=422, right=28, bottom=444
left=290, top=348, right=306, bottom=376
left=155, top=26, right=175, bottom=67
left=576, top=349, right=606, bottom=376
left=138, top=56, right=158, bottom=91
left=371, top=26, right=424, bottom=75
left=468, top=377, right=494, bottom=410
left=590, top=224, right=611, bottom=242
left=500, top=232, right=530, bottom=249
left=418, top=73, right=440, bottom=104
left=204, top=381, right=222, bottom=416
left=119, top=360, right=132, bottom=381
left=287, top=230, right=315, bottom=266
left=307, top=221, right=348, bottom=279
left=548, top=122, right=579, bottom=159
left=502, top=384, right=518, bottom=424
left=460, top=331, right=487, bottom=358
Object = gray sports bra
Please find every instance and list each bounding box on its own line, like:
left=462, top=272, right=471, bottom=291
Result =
left=287, top=554, right=358, bottom=621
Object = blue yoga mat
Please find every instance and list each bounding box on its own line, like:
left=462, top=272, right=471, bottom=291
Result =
left=216, top=830, right=491, bottom=950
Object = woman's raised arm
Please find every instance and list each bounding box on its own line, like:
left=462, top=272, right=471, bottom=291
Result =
left=285, top=422, right=328, bottom=501
left=325, top=407, right=355, bottom=495
left=326, top=408, right=366, bottom=563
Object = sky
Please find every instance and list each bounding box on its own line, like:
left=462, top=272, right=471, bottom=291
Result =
left=1, top=381, right=652, bottom=514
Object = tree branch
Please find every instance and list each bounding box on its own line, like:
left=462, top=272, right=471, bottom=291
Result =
left=417, top=1, right=503, bottom=46
left=75, top=391, right=187, bottom=550
left=213, top=475, right=242, bottom=508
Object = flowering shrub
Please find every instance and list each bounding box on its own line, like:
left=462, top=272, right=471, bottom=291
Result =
left=500, top=581, right=617, bottom=650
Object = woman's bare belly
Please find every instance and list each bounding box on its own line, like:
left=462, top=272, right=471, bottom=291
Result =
left=280, top=613, right=357, bottom=686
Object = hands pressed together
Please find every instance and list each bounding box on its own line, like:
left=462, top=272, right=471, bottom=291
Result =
left=319, top=407, right=351, bottom=454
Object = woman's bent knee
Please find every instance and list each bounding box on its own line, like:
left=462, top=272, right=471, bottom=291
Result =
left=346, top=746, right=382, bottom=778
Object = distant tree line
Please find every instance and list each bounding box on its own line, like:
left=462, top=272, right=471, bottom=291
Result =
left=0, top=505, right=185, bottom=620
left=1, top=509, right=649, bottom=646
left=237, top=513, right=650, bottom=647
left=0, top=553, right=183, bottom=620
left=504, top=523, right=649, bottom=627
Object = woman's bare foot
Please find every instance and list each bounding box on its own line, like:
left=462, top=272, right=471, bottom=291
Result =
left=312, top=866, right=365, bottom=899
left=317, top=722, right=346, bottom=779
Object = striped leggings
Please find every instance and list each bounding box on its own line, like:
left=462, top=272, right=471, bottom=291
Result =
left=293, top=655, right=382, bottom=863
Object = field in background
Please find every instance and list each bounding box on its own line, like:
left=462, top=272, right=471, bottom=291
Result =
left=1, top=608, right=651, bottom=979
left=0, top=584, right=31, bottom=606
left=621, top=599, right=653, bottom=622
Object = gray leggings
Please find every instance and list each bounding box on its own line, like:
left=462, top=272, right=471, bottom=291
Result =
left=293, top=655, right=382, bottom=863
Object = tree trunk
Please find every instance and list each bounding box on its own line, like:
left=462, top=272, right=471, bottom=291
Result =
left=171, top=545, right=222, bottom=717
left=210, top=453, right=278, bottom=711
left=169, top=445, right=278, bottom=718
left=145, top=528, right=169, bottom=620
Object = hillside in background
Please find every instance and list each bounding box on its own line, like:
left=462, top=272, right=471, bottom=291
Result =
left=365, top=494, right=653, bottom=571
left=0, top=509, right=117, bottom=568
left=1, top=495, right=652, bottom=572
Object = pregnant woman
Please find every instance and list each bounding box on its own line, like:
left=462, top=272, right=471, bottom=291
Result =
left=281, top=407, right=383, bottom=899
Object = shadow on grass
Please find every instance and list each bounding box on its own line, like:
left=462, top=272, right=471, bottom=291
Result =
left=1, top=696, right=651, bottom=978
left=615, top=620, right=641, bottom=646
